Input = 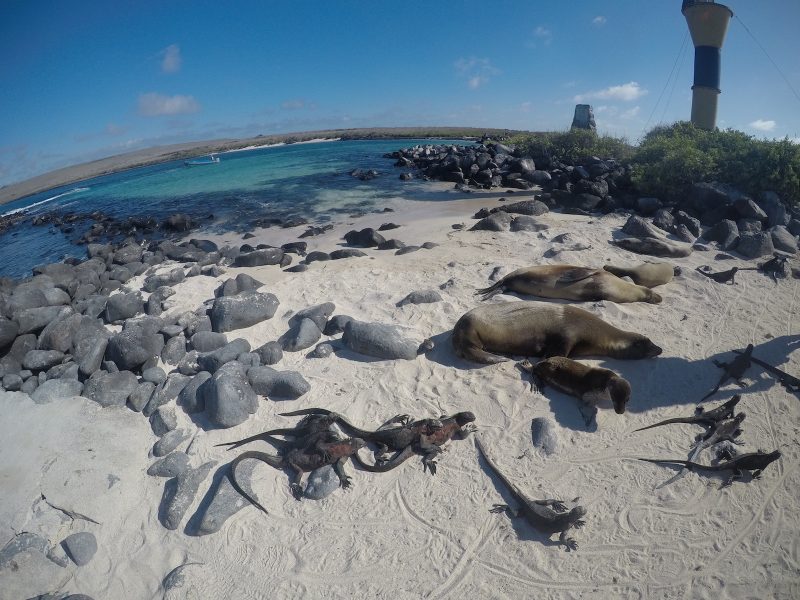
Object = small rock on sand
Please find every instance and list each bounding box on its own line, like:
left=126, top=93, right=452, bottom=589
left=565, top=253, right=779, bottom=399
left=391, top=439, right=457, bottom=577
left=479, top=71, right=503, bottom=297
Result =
left=61, top=531, right=97, bottom=567
left=531, top=417, right=559, bottom=455
left=304, top=465, right=340, bottom=500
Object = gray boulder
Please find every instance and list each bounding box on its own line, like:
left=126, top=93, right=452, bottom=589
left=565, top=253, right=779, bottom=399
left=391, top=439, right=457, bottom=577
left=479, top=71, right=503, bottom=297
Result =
left=704, top=219, right=740, bottom=250
left=128, top=381, right=155, bottom=412
left=160, top=461, right=215, bottom=530
left=233, top=248, right=284, bottom=267
left=83, top=370, right=138, bottom=407
left=147, top=451, right=190, bottom=477
left=342, top=320, right=421, bottom=360
left=61, top=532, right=97, bottom=566
left=104, top=292, right=144, bottom=323
left=22, top=349, right=65, bottom=371
left=153, top=429, right=190, bottom=457
left=178, top=371, right=212, bottom=413
left=734, top=196, right=768, bottom=220
left=281, top=318, right=321, bottom=352
left=290, top=302, right=336, bottom=331
left=105, top=327, right=163, bottom=371
left=304, top=465, right=341, bottom=500
left=492, top=199, right=549, bottom=217
left=652, top=209, right=675, bottom=233
left=737, top=231, right=775, bottom=258
left=30, top=378, right=83, bottom=403
left=113, top=244, right=143, bottom=265
left=150, top=406, right=178, bottom=436
left=247, top=366, right=310, bottom=399
left=16, top=306, right=67, bottom=334
left=757, top=191, right=789, bottom=227
left=510, top=216, right=548, bottom=232
left=190, top=331, right=228, bottom=352
left=143, top=373, right=191, bottom=416
left=162, top=335, right=187, bottom=365
left=636, top=197, right=662, bottom=215
left=37, top=313, right=83, bottom=352
left=323, top=315, right=354, bottom=336
left=254, top=341, right=283, bottom=365
left=196, top=460, right=257, bottom=535
left=197, top=338, right=251, bottom=372
left=770, top=225, right=798, bottom=254
left=622, top=215, right=664, bottom=240
left=209, top=291, right=279, bottom=333
left=142, top=367, right=167, bottom=385
left=309, top=342, right=334, bottom=358
left=200, top=361, right=258, bottom=428
left=470, top=212, right=512, bottom=232
left=0, top=318, right=18, bottom=350
left=397, top=289, right=442, bottom=307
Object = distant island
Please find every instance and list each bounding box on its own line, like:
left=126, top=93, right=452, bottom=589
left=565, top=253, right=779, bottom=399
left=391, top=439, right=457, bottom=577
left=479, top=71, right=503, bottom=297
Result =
left=0, top=127, right=527, bottom=206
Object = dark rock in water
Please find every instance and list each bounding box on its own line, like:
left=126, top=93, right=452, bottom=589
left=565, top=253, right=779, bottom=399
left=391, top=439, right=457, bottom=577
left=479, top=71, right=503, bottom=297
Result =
left=330, top=248, right=367, bottom=259
left=197, top=338, right=251, bottom=372
left=104, top=292, right=144, bottom=323
left=704, top=219, right=739, bottom=250
left=397, top=290, right=442, bottom=307
left=652, top=209, right=675, bottom=233
left=178, top=371, right=212, bottom=413
left=61, top=532, right=97, bottom=566
left=161, top=461, right=215, bottom=530
left=396, top=245, right=421, bottom=255
left=622, top=215, right=664, bottom=240
left=304, top=465, right=340, bottom=500
left=247, top=366, right=311, bottom=399
left=30, top=378, right=83, bottom=403
left=22, top=349, right=65, bottom=371
left=636, top=197, right=662, bottom=215
left=309, top=342, right=334, bottom=358
left=234, top=248, right=284, bottom=267
left=128, top=381, right=155, bottom=412
left=770, top=225, right=798, bottom=254
left=209, top=291, right=279, bottom=333
left=323, top=315, right=354, bottom=336
left=200, top=361, right=258, bottom=428
left=164, top=213, right=194, bottom=232
left=83, top=370, right=138, bottom=407
left=377, top=239, right=406, bottom=250
left=510, top=216, right=548, bottom=232
left=378, top=223, right=400, bottom=231
left=142, top=366, right=167, bottom=385
left=470, top=212, right=512, bottom=232
left=162, top=335, right=187, bottom=365
left=344, top=228, right=386, bottom=247
left=190, top=331, right=228, bottom=353
left=0, top=318, right=19, bottom=350
left=150, top=405, right=178, bottom=436
left=153, top=429, right=190, bottom=457
left=531, top=417, right=559, bottom=455
left=197, top=460, right=257, bottom=535
left=734, top=196, right=768, bottom=220
left=290, top=302, right=336, bottom=331
left=254, top=341, right=283, bottom=365
left=281, top=318, right=322, bottom=352
left=342, top=320, right=420, bottom=360
left=737, top=231, right=775, bottom=258
left=148, top=451, right=190, bottom=477
left=305, top=251, right=330, bottom=264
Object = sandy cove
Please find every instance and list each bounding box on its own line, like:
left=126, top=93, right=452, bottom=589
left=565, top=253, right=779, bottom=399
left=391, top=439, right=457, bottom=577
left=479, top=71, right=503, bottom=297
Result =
left=1, top=187, right=799, bottom=599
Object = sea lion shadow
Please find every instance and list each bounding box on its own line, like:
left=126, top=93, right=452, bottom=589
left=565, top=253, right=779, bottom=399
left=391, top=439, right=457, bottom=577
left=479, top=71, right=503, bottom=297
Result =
left=599, top=334, right=800, bottom=414
left=538, top=389, right=599, bottom=433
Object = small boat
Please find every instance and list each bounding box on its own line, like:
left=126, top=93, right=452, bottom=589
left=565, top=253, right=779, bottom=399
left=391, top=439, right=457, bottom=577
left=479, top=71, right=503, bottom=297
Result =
left=184, top=154, right=220, bottom=166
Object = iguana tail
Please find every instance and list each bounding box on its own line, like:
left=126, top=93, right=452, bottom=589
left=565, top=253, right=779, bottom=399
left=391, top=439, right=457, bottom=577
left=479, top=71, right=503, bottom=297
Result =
left=632, top=417, right=694, bottom=433
left=280, top=408, right=371, bottom=437
left=636, top=458, right=701, bottom=470
left=228, top=451, right=284, bottom=514
left=475, top=280, right=505, bottom=300
left=215, top=430, right=290, bottom=451
left=352, top=445, right=415, bottom=472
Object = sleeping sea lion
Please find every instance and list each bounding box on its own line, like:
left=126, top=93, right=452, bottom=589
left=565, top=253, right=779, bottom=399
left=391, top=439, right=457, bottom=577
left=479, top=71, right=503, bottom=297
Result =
left=603, top=262, right=680, bottom=288
left=519, top=357, right=632, bottom=426
left=452, top=301, right=662, bottom=364
left=476, top=265, right=661, bottom=304
left=611, top=237, right=693, bottom=258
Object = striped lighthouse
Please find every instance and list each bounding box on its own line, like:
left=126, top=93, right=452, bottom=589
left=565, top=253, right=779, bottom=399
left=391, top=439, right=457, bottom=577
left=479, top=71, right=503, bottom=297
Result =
left=682, top=0, right=733, bottom=130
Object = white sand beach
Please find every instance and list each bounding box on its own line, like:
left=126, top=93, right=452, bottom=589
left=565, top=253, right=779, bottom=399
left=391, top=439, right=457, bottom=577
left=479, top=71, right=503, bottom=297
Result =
left=2, top=188, right=798, bottom=599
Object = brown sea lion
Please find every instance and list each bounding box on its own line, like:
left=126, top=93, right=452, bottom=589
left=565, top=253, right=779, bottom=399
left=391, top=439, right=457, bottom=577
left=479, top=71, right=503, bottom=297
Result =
left=476, top=265, right=661, bottom=304
left=519, top=357, right=632, bottom=425
left=603, top=262, right=680, bottom=288
left=452, top=301, right=662, bottom=364
left=612, top=237, right=693, bottom=258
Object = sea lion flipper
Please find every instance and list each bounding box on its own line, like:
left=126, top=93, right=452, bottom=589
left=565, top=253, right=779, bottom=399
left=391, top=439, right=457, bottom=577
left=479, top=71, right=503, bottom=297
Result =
left=554, top=267, right=600, bottom=286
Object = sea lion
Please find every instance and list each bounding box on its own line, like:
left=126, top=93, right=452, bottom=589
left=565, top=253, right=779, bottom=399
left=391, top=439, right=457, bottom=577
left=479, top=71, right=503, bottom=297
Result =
left=452, top=301, right=662, bottom=364
left=603, top=262, right=680, bottom=288
left=611, top=237, right=693, bottom=258
left=519, top=357, right=632, bottom=425
left=476, top=265, right=661, bottom=304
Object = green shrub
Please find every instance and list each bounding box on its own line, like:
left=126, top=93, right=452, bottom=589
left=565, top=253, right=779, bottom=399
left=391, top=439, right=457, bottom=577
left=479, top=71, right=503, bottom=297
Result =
left=510, top=129, right=634, bottom=165
left=631, top=121, right=800, bottom=206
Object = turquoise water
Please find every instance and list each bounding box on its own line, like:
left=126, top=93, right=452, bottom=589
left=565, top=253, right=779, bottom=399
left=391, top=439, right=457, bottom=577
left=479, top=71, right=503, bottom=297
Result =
left=0, top=139, right=471, bottom=278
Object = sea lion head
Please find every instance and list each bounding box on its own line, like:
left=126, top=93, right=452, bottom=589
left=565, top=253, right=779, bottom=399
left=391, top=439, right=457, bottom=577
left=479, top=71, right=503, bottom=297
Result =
left=644, top=289, right=663, bottom=304
left=609, top=376, right=632, bottom=414
left=618, top=336, right=662, bottom=359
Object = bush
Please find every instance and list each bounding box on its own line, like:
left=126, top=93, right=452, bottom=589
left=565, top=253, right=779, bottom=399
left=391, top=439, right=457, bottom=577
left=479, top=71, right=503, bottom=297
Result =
left=510, top=129, right=634, bottom=165
left=631, top=122, right=800, bottom=206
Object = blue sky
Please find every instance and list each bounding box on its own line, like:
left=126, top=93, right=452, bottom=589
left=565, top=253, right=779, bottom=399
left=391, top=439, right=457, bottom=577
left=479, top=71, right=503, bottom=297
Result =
left=1, top=0, right=799, bottom=187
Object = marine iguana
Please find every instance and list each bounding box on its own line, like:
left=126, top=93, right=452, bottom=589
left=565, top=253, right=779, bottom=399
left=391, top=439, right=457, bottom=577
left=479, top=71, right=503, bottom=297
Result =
left=700, top=344, right=753, bottom=401
left=732, top=349, right=800, bottom=393
left=757, top=254, right=788, bottom=283
left=695, top=266, right=741, bottom=284
left=228, top=436, right=367, bottom=511
left=215, top=413, right=339, bottom=452
left=352, top=412, right=477, bottom=475
left=475, top=438, right=586, bottom=551
left=279, top=408, right=445, bottom=464
left=632, top=395, right=741, bottom=433
left=636, top=449, right=780, bottom=487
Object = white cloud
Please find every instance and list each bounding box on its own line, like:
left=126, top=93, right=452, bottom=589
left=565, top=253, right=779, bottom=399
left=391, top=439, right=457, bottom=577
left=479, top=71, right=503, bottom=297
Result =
left=749, top=119, right=776, bottom=132
left=137, top=92, right=200, bottom=116
left=454, top=57, right=500, bottom=90
left=161, top=44, right=182, bottom=74
left=621, top=105, right=641, bottom=119
left=593, top=16, right=607, bottom=26
left=533, top=25, right=552, bottom=44
left=574, top=81, right=648, bottom=103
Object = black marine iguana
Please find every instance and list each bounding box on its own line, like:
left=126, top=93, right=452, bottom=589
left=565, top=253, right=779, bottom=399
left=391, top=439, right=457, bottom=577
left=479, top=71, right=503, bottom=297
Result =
left=215, top=413, right=339, bottom=452
left=636, top=449, right=780, bottom=488
left=700, top=344, right=753, bottom=401
left=227, top=435, right=367, bottom=512
left=732, top=349, right=800, bottom=394
left=351, top=412, right=477, bottom=475
left=695, top=265, right=742, bottom=284
left=475, top=438, right=587, bottom=551
left=279, top=408, right=445, bottom=464
left=633, top=395, right=741, bottom=433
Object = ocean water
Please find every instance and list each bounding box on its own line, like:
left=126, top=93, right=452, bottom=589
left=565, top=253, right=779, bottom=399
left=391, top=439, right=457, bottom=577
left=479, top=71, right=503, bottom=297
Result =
left=0, top=139, right=472, bottom=278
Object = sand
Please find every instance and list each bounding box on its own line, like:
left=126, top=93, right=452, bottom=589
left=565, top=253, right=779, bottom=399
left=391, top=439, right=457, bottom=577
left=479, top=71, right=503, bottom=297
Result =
left=1, top=188, right=798, bottom=599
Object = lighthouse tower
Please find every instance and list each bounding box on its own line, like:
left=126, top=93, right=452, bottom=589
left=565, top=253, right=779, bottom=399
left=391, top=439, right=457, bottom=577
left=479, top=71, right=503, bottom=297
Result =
left=682, top=0, right=733, bottom=130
